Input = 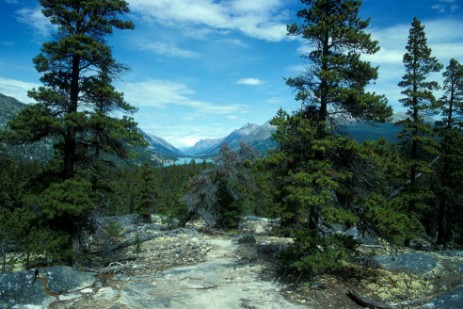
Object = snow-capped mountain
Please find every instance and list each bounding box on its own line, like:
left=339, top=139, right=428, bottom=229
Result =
left=183, top=122, right=277, bottom=157
left=140, top=131, right=185, bottom=158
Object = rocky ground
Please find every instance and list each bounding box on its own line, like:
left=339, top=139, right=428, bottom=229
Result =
left=1, top=216, right=463, bottom=309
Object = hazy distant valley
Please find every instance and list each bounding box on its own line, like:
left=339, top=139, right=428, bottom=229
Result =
left=1, top=92, right=403, bottom=165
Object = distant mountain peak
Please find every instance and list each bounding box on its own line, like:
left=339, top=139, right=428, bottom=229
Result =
left=182, top=122, right=276, bottom=157
left=240, top=123, right=257, bottom=130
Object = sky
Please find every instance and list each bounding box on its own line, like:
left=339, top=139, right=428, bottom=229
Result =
left=0, top=0, right=462, bottom=148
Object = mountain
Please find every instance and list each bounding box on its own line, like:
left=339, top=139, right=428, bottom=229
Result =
left=139, top=131, right=185, bottom=158
left=182, top=137, right=224, bottom=157
left=0, top=93, right=177, bottom=166
left=184, top=118, right=408, bottom=158
left=0, top=93, right=24, bottom=129
left=184, top=122, right=277, bottom=157
left=0, top=93, right=54, bottom=162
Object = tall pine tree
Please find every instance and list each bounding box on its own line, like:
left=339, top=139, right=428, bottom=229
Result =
left=266, top=0, right=395, bottom=275
left=433, top=59, right=463, bottom=245
left=5, top=0, right=143, bottom=263
left=286, top=0, right=391, bottom=136
left=397, top=18, right=442, bottom=215
left=437, top=58, right=463, bottom=129
left=8, top=0, right=143, bottom=180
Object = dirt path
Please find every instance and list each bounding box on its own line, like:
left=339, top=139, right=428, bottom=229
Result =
left=54, top=235, right=308, bottom=308
left=116, top=237, right=308, bottom=309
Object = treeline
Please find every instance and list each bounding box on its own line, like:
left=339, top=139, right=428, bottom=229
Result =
left=0, top=0, right=462, bottom=279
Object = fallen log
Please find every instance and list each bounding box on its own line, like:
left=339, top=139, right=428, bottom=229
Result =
left=347, top=290, right=399, bottom=309
left=93, top=233, right=156, bottom=255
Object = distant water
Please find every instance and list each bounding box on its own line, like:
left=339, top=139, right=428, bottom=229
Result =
left=163, top=157, right=214, bottom=166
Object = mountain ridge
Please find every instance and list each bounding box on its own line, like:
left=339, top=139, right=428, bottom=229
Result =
left=2, top=92, right=406, bottom=162
left=0, top=93, right=179, bottom=165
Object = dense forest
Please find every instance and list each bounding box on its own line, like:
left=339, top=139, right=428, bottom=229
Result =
left=1, top=0, right=462, bottom=279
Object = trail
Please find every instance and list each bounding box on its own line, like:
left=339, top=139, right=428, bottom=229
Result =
left=112, top=237, right=307, bottom=309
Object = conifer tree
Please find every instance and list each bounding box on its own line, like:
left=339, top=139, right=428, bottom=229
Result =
left=286, top=0, right=391, bottom=136
left=437, top=58, right=463, bottom=129
left=5, top=0, right=143, bottom=263
left=433, top=129, right=463, bottom=245
left=275, top=0, right=392, bottom=235
left=7, top=0, right=143, bottom=180
left=397, top=18, right=442, bottom=214
left=433, top=59, right=463, bottom=245
left=134, top=162, right=156, bottom=222
left=267, top=0, right=397, bottom=275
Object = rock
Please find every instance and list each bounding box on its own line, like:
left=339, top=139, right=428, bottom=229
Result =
left=440, top=250, right=463, bottom=257
left=96, top=214, right=142, bottom=227
left=237, top=235, right=257, bottom=245
left=345, top=226, right=379, bottom=246
left=0, top=269, right=54, bottom=308
left=424, top=284, right=463, bottom=309
left=44, top=266, right=95, bottom=295
left=94, top=287, right=119, bottom=301
left=0, top=267, right=95, bottom=308
left=372, top=253, right=437, bottom=274
left=257, top=242, right=290, bottom=259
left=409, top=235, right=433, bottom=250
left=58, top=292, right=81, bottom=301
left=320, top=223, right=347, bottom=236
left=239, top=217, right=276, bottom=236
left=81, top=288, right=94, bottom=294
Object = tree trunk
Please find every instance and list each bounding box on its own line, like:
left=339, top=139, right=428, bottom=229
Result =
left=1, top=238, right=6, bottom=273
left=436, top=196, right=446, bottom=245
left=63, top=54, right=81, bottom=180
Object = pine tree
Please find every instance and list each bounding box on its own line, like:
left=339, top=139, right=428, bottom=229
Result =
left=286, top=0, right=391, bottom=137
left=433, top=59, right=463, bottom=245
left=434, top=129, right=463, bottom=246
left=135, top=162, right=156, bottom=222
left=397, top=18, right=442, bottom=215
left=437, top=58, right=463, bottom=129
left=5, top=0, right=143, bottom=264
left=7, top=0, right=143, bottom=180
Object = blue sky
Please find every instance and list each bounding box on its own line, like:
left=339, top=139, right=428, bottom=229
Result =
left=0, top=0, right=462, bottom=148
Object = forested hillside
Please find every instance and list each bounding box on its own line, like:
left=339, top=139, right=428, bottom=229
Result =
left=1, top=1, right=462, bottom=301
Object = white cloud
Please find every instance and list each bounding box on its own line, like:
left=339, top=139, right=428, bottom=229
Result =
left=363, top=18, right=463, bottom=109
left=236, top=78, right=264, bottom=86
left=221, top=39, right=249, bottom=48
left=138, top=42, right=200, bottom=59
left=291, top=18, right=463, bottom=111
left=15, top=6, right=54, bottom=37
left=432, top=0, right=459, bottom=13
left=366, top=19, right=463, bottom=70
left=119, top=79, right=247, bottom=115
left=0, top=77, right=39, bottom=103
left=127, top=0, right=289, bottom=41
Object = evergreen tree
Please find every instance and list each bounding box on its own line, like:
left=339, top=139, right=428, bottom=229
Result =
left=437, top=58, right=463, bottom=129
left=266, top=0, right=397, bottom=275
left=397, top=18, right=442, bottom=214
left=4, top=0, right=142, bottom=264
left=7, top=0, right=143, bottom=180
left=433, top=129, right=463, bottom=246
left=286, top=0, right=391, bottom=137
left=432, top=59, right=463, bottom=245
left=134, top=162, right=156, bottom=222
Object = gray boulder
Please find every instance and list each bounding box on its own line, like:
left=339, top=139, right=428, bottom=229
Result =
left=424, top=285, right=463, bottom=309
left=0, top=266, right=95, bottom=307
left=237, top=235, right=257, bottom=245
left=0, top=269, right=53, bottom=308
left=371, top=253, right=437, bottom=274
